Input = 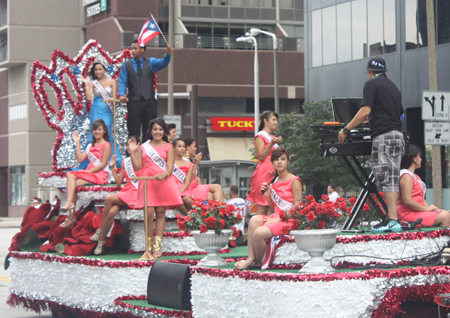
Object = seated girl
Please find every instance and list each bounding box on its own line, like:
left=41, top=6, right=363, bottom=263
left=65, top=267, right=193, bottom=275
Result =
left=60, top=119, right=112, bottom=228
left=90, top=146, right=140, bottom=255
left=235, top=148, right=302, bottom=270
left=397, top=144, right=450, bottom=227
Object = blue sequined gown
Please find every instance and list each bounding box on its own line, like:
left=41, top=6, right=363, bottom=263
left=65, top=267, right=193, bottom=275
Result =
left=79, top=86, right=122, bottom=169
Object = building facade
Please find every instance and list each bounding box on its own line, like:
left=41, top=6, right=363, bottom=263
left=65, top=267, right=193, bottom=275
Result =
left=304, top=0, right=450, bottom=208
left=0, top=0, right=305, bottom=216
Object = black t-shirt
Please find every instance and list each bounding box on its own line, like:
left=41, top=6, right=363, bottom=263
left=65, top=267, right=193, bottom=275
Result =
left=361, top=75, right=403, bottom=138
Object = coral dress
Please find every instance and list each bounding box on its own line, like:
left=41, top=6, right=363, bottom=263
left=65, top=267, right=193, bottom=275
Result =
left=135, top=142, right=183, bottom=208
left=116, top=157, right=140, bottom=207
left=70, top=142, right=111, bottom=185
left=247, top=132, right=278, bottom=206
left=173, top=163, right=210, bottom=201
left=262, top=176, right=301, bottom=236
left=397, top=170, right=440, bottom=227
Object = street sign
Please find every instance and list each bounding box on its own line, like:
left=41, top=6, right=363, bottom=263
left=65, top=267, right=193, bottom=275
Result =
left=163, top=115, right=182, bottom=138
left=424, top=122, right=450, bottom=145
left=422, top=91, right=450, bottom=121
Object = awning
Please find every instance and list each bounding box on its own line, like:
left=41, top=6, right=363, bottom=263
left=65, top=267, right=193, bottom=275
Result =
left=207, top=137, right=254, bottom=161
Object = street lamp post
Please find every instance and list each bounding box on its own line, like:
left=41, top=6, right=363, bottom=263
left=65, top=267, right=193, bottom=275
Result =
left=250, top=28, right=279, bottom=114
left=237, top=35, right=259, bottom=136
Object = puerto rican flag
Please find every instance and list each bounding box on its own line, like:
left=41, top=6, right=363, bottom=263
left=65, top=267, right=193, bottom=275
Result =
left=137, top=15, right=161, bottom=47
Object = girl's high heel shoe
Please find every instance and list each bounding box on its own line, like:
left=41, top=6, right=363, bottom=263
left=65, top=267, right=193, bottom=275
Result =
left=94, top=240, right=105, bottom=255
left=60, top=202, right=74, bottom=213
left=59, top=206, right=76, bottom=228
left=152, top=236, right=163, bottom=259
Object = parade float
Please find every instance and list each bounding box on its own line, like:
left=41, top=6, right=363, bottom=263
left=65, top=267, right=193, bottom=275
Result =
left=6, top=41, right=450, bottom=318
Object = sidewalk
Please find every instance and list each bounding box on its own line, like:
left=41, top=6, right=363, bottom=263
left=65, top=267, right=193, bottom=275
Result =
left=0, top=217, right=22, bottom=228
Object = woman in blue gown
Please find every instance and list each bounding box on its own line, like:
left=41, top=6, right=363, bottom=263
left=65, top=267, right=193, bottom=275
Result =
left=80, top=56, right=122, bottom=169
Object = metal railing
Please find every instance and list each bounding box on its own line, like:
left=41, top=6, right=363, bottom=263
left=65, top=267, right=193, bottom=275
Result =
left=144, top=34, right=303, bottom=51
left=0, top=10, right=6, bottom=28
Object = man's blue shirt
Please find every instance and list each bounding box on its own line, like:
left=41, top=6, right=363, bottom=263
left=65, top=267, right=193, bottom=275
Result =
left=118, top=54, right=171, bottom=96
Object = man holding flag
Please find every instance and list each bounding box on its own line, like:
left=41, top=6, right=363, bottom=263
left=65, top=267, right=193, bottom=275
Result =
left=118, top=15, right=173, bottom=142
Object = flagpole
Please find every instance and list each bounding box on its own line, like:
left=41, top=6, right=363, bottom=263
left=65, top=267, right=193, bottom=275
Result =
left=150, top=12, right=169, bottom=46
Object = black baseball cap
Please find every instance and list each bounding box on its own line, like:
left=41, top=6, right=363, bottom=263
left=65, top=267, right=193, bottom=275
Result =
left=367, top=57, right=388, bottom=71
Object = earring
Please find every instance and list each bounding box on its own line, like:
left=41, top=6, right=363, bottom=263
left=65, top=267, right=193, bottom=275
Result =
left=186, top=151, right=189, bottom=157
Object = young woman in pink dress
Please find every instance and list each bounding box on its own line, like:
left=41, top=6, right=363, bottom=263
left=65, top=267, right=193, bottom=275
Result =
left=236, top=148, right=302, bottom=270
left=128, top=119, right=183, bottom=260
left=184, top=138, right=204, bottom=186
left=247, top=111, right=282, bottom=216
left=90, top=149, right=141, bottom=255
left=172, top=139, right=223, bottom=213
left=397, top=144, right=450, bottom=227
left=60, top=119, right=112, bottom=228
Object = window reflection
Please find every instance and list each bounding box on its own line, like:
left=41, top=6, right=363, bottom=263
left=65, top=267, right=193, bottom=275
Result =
left=337, top=2, right=351, bottom=62
left=405, top=0, right=419, bottom=49
left=312, top=10, right=322, bottom=67
left=352, top=0, right=367, bottom=60
left=322, top=6, right=336, bottom=65
left=437, top=0, right=450, bottom=44
left=384, top=0, right=396, bottom=53
left=368, top=0, right=383, bottom=56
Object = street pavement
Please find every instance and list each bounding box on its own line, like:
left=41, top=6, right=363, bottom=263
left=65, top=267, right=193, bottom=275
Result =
left=0, top=218, right=52, bottom=317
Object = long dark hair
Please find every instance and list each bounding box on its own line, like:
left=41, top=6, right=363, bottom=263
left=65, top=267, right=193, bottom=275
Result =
left=258, top=110, right=278, bottom=131
left=146, top=118, right=169, bottom=142
left=269, top=148, right=290, bottom=184
left=89, top=62, right=106, bottom=80
left=400, top=144, right=422, bottom=170
left=91, top=119, right=109, bottom=145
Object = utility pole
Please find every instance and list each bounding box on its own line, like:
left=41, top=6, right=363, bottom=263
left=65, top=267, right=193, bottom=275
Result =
left=426, top=0, right=442, bottom=207
left=168, top=0, right=174, bottom=115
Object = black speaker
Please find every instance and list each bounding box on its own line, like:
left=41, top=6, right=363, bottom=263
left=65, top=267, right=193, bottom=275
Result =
left=147, top=261, right=192, bottom=310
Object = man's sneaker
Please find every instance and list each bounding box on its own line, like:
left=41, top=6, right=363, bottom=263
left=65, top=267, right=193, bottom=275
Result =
left=371, top=219, right=402, bottom=233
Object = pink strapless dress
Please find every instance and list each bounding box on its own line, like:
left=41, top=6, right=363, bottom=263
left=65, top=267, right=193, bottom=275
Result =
left=116, top=158, right=140, bottom=207
left=247, top=134, right=277, bottom=206
left=135, top=142, right=183, bottom=208
left=173, top=163, right=210, bottom=201
left=70, top=142, right=110, bottom=185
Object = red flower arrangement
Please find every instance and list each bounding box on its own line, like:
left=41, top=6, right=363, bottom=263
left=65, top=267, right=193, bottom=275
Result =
left=284, top=195, right=349, bottom=230
left=177, top=200, right=242, bottom=235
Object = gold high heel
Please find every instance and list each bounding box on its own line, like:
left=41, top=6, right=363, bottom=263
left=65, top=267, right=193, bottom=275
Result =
left=153, top=236, right=163, bottom=259
left=139, top=236, right=155, bottom=260
left=59, top=206, right=76, bottom=228
left=90, top=228, right=101, bottom=242
left=94, top=240, right=105, bottom=255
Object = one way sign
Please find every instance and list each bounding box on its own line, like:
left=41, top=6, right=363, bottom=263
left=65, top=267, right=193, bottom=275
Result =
left=422, top=91, right=450, bottom=121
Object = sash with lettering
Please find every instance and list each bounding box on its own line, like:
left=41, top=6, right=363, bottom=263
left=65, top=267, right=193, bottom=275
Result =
left=172, top=164, right=187, bottom=184
left=269, top=178, right=293, bottom=212
left=257, top=130, right=279, bottom=149
left=91, top=80, right=113, bottom=114
left=124, top=157, right=139, bottom=189
left=143, top=141, right=167, bottom=173
left=86, top=144, right=112, bottom=182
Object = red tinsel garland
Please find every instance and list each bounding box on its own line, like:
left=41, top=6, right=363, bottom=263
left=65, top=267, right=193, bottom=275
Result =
left=31, top=40, right=132, bottom=171
left=127, top=248, right=232, bottom=255
left=76, top=185, right=123, bottom=192
left=283, top=228, right=450, bottom=244
left=114, top=295, right=193, bottom=318
left=38, top=171, right=67, bottom=178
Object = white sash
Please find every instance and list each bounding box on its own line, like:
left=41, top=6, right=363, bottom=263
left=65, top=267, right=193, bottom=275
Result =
left=270, top=178, right=293, bottom=211
left=143, top=142, right=167, bottom=172
left=257, top=131, right=279, bottom=149
left=91, top=80, right=113, bottom=114
left=86, top=144, right=112, bottom=182
left=173, top=164, right=187, bottom=184
left=124, top=157, right=138, bottom=189
left=400, top=169, right=426, bottom=198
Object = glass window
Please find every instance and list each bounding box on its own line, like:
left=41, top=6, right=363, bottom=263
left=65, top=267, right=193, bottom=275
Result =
left=312, top=9, right=322, bottom=67
left=279, top=0, right=294, bottom=8
left=417, top=0, right=427, bottom=46
left=11, top=166, right=26, bottom=206
left=437, top=0, right=450, bottom=44
left=337, top=2, right=351, bottom=63
left=322, top=6, right=337, bottom=65
left=352, top=0, right=367, bottom=60
left=405, top=0, right=419, bottom=50
left=367, top=0, right=383, bottom=56
left=383, top=0, right=396, bottom=53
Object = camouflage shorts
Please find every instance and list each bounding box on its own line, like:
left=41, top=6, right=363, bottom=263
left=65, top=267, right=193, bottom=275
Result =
left=371, top=130, right=405, bottom=193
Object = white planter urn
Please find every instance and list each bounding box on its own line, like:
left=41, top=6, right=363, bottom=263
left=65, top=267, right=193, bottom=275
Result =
left=191, top=229, right=232, bottom=267
left=291, top=229, right=340, bottom=274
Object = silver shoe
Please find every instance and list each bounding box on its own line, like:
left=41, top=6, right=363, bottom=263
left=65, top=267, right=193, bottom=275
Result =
left=90, top=228, right=101, bottom=243
left=94, top=240, right=105, bottom=255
